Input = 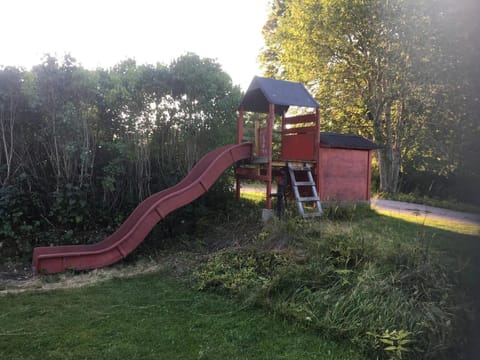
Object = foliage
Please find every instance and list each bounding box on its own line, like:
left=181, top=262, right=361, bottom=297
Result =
left=367, top=329, right=414, bottom=360
left=260, top=0, right=480, bottom=200
left=195, top=249, right=292, bottom=294
left=49, top=184, right=91, bottom=228
left=0, top=185, right=41, bottom=256
left=0, top=53, right=241, bottom=257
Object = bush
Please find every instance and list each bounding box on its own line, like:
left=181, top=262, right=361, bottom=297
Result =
left=0, top=185, right=42, bottom=257
left=49, top=184, right=91, bottom=229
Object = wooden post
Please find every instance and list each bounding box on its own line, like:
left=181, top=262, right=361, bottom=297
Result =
left=280, top=111, right=286, bottom=160
left=236, top=107, right=244, bottom=201
left=236, top=177, right=241, bottom=201
left=266, top=103, right=274, bottom=209
left=254, top=119, right=260, bottom=175
left=366, top=150, right=372, bottom=201
left=237, top=107, right=244, bottom=144
left=314, top=108, right=321, bottom=196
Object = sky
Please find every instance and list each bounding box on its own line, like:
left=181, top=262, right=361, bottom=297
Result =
left=1, top=0, right=271, bottom=90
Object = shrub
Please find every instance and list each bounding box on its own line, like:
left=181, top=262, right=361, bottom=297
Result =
left=49, top=184, right=91, bottom=229
left=0, top=185, right=41, bottom=256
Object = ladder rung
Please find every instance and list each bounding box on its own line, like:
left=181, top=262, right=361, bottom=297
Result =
left=299, top=196, right=320, bottom=202
left=303, top=212, right=322, bottom=218
left=292, top=181, right=315, bottom=187
left=289, top=166, right=310, bottom=172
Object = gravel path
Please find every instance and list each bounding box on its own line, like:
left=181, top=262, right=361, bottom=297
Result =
left=370, top=198, right=480, bottom=226
left=242, top=183, right=480, bottom=226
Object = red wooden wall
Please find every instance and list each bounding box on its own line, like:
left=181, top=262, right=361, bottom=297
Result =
left=280, top=113, right=317, bottom=161
left=318, top=147, right=371, bottom=201
left=281, top=131, right=315, bottom=160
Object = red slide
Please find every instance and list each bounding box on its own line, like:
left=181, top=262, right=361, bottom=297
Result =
left=32, top=143, right=252, bottom=274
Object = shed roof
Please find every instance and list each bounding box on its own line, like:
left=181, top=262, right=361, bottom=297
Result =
left=320, top=133, right=380, bottom=150
left=239, top=76, right=320, bottom=115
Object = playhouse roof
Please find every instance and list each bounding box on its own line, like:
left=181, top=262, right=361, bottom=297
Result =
left=239, top=76, right=320, bottom=115
left=320, top=133, right=380, bottom=150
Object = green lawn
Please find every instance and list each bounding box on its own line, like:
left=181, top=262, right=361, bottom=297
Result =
left=0, top=274, right=365, bottom=360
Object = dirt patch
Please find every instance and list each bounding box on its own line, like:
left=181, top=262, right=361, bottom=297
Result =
left=0, top=258, right=32, bottom=290
left=0, top=251, right=205, bottom=295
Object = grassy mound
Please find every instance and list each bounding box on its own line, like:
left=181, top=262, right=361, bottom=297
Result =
left=194, top=204, right=478, bottom=359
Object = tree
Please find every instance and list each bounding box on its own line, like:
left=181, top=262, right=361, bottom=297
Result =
left=0, top=52, right=244, bottom=256
left=0, top=67, right=25, bottom=188
left=260, top=0, right=476, bottom=195
left=152, top=53, right=241, bottom=183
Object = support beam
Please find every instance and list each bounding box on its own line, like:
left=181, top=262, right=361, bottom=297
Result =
left=237, top=107, right=244, bottom=144
left=236, top=107, right=244, bottom=201
left=366, top=150, right=372, bottom=201
left=266, top=103, right=274, bottom=209
left=281, top=111, right=286, bottom=131
left=314, top=108, right=321, bottom=195
left=235, top=177, right=241, bottom=201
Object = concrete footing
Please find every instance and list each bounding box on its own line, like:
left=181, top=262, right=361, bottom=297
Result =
left=262, top=209, right=274, bottom=223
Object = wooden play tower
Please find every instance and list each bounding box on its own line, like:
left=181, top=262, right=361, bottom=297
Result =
left=235, top=76, right=379, bottom=216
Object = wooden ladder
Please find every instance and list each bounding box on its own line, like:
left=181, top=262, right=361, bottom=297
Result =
left=288, top=163, right=323, bottom=218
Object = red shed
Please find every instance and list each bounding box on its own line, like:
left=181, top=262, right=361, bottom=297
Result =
left=318, top=133, right=379, bottom=202
left=236, top=76, right=379, bottom=213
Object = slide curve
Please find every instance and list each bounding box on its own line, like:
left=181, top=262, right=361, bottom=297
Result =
left=32, top=143, right=252, bottom=274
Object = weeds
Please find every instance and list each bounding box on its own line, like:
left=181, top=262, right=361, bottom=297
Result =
left=195, top=249, right=292, bottom=295
left=194, top=207, right=473, bottom=359
left=367, top=329, right=414, bottom=360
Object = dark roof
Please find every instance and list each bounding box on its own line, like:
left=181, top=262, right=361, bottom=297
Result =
left=320, top=132, right=380, bottom=150
left=239, top=76, right=320, bottom=115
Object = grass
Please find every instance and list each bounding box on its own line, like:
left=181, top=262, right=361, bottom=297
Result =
left=1, top=192, right=479, bottom=360
left=194, top=195, right=480, bottom=359
left=239, top=186, right=266, bottom=203
left=240, top=190, right=265, bottom=203
left=0, top=272, right=365, bottom=360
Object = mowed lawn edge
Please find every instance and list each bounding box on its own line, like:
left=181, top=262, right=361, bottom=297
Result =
left=0, top=272, right=365, bottom=360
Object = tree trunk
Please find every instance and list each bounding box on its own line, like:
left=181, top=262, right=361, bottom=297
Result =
left=378, top=101, right=401, bottom=193
left=370, top=99, right=401, bottom=193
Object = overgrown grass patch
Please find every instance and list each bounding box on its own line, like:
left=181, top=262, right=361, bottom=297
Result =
left=194, top=210, right=479, bottom=359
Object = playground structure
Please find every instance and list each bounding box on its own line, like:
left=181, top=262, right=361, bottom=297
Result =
left=32, top=76, right=378, bottom=274
left=235, top=76, right=379, bottom=214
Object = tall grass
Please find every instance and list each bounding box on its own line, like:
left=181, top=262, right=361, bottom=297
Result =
left=194, top=208, right=476, bottom=359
